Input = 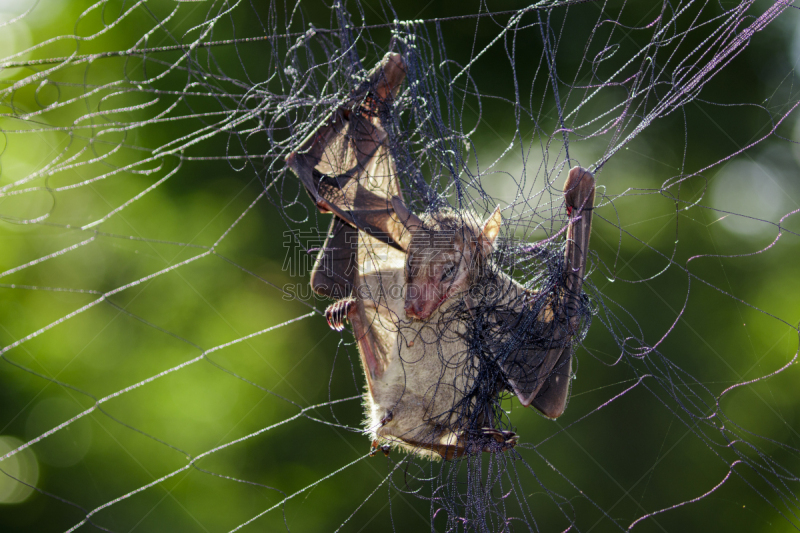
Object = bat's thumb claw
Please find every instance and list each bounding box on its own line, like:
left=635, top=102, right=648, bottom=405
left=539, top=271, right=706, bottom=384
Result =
left=324, top=298, right=356, bottom=332
left=473, top=428, right=519, bottom=454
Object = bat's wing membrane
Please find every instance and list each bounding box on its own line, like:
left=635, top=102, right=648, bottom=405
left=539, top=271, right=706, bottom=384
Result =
left=501, top=167, right=596, bottom=419
left=286, top=53, right=408, bottom=254
left=309, top=217, right=358, bottom=299
left=494, top=295, right=574, bottom=419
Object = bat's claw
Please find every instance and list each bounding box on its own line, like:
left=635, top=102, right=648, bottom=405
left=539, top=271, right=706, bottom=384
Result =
left=369, top=439, right=391, bottom=457
left=325, top=297, right=355, bottom=331
left=461, top=428, right=519, bottom=454
left=479, top=427, right=519, bottom=453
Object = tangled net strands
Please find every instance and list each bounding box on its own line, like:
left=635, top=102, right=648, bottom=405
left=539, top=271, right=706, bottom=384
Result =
left=0, top=0, right=799, bottom=531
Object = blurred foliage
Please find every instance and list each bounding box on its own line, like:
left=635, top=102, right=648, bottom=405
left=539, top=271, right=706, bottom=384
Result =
left=1, top=0, right=799, bottom=532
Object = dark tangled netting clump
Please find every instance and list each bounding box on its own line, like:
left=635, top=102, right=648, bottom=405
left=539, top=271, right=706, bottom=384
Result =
left=1, top=0, right=799, bottom=531
left=441, top=239, right=594, bottom=437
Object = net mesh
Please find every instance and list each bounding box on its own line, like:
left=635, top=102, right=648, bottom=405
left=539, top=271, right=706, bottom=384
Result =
left=1, top=0, right=799, bottom=531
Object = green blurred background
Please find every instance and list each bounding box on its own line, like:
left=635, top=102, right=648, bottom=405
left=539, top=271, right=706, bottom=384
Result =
left=1, top=0, right=799, bottom=531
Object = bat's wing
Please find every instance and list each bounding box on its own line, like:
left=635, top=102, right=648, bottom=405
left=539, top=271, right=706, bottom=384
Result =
left=309, top=217, right=359, bottom=299
left=349, top=233, right=406, bottom=386
left=497, top=297, right=574, bottom=419
left=285, top=52, right=408, bottom=256
left=501, top=167, right=596, bottom=419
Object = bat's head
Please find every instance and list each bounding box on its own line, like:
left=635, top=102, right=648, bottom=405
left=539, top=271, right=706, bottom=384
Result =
left=391, top=198, right=502, bottom=320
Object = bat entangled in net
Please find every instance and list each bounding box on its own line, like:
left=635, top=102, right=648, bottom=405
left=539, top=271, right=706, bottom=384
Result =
left=0, top=1, right=799, bottom=531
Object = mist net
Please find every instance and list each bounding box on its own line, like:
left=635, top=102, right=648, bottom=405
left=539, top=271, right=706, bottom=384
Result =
left=1, top=0, right=799, bottom=531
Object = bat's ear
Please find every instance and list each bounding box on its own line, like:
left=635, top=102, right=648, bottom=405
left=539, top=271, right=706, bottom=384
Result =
left=479, top=205, right=502, bottom=255
left=391, top=196, right=424, bottom=245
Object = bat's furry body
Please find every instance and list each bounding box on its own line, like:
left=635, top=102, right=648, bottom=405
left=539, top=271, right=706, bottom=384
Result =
left=350, top=237, right=489, bottom=459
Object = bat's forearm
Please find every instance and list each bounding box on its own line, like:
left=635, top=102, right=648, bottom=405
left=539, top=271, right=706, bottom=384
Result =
left=563, top=166, right=596, bottom=325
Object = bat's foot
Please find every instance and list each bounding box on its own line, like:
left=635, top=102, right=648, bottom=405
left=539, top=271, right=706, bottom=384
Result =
left=325, top=297, right=356, bottom=331
left=369, top=440, right=391, bottom=457
left=478, top=427, right=519, bottom=453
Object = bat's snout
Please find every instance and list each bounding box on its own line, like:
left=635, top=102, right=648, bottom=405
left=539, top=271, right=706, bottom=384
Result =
left=404, top=281, right=444, bottom=320
left=404, top=299, right=431, bottom=320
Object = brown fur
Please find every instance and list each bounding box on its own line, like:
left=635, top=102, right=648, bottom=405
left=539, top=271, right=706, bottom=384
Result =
left=352, top=235, right=477, bottom=459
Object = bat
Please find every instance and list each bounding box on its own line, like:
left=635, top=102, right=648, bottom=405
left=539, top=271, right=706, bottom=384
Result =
left=288, top=52, right=514, bottom=458
left=286, top=52, right=596, bottom=458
